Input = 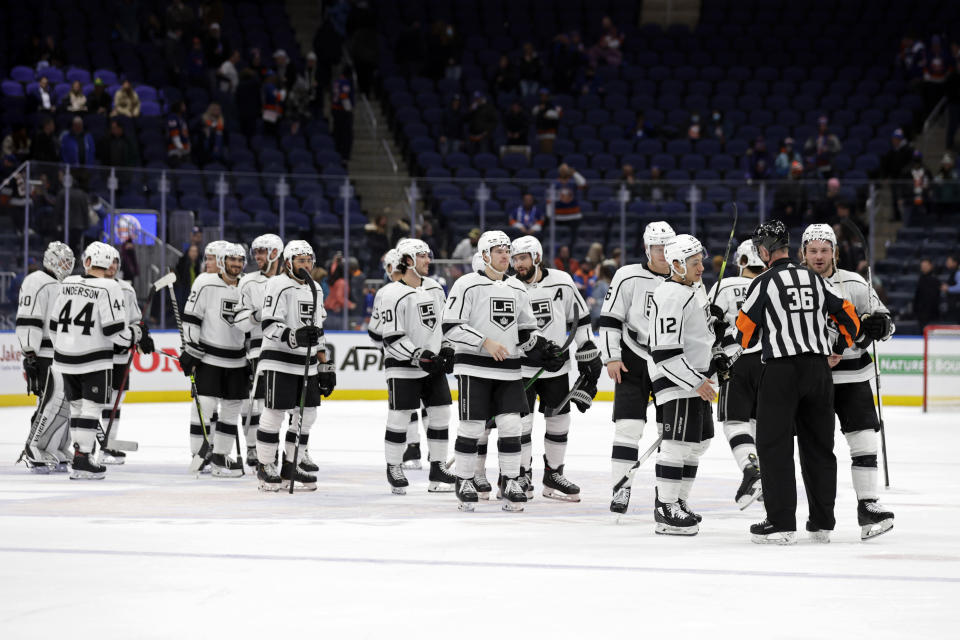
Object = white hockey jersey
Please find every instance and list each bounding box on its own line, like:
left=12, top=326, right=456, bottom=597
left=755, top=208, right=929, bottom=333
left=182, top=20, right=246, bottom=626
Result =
left=442, top=271, right=538, bottom=380
left=373, top=276, right=448, bottom=380
left=599, top=263, right=670, bottom=364
left=368, top=284, right=389, bottom=351
left=233, top=270, right=270, bottom=359
left=822, top=268, right=893, bottom=384
left=183, top=273, right=246, bottom=369
left=649, top=280, right=715, bottom=403
left=258, top=273, right=327, bottom=377
left=707, top=275, right=759, bottom=358
left=113, top=278, right=142, bottom=365
left=16, top=270, right=60, bottom=359
left=50, top=274, right=138, bottom=374
left=510, top=268, right=591, bottom=379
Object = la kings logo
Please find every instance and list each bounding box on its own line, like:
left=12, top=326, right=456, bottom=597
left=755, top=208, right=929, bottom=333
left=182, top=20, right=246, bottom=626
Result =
left=418, top=302, right=437, bottom=330
left=221, top=299, right=238, bottom=323
left=531, top=299, right=552, bottom=329
left=490, top=298, right=516, bottom=329
left=643, top=291, right=655, bottom=319
left=299, top=301, right=315, bottom=324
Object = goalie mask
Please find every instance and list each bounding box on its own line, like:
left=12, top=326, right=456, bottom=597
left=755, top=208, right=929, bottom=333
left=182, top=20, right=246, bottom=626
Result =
left=43, top=241, right=75, bottom=280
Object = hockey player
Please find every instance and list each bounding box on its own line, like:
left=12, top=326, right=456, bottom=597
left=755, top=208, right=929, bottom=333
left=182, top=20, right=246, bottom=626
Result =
left=255, top=240, right=336, bottom=491
left=442, top=230, right=565, bottom=511
left=51, top=241, right=144, bottom=479
left=179, top=242, right=248, bottom=477
left=373, top=238, right=457, bottom=494
left=708, top=240, right=765, bottom=508
left=599, top=221, right=675, bottom=515
left=801, top=223, right=895, bottom=540
left=509, top=235, right=601, bottom=501
left=648, top=234, right=728, bottom=535
left=16, top=241, right=75, bottom=472
left=234, top=233, right=284, bottom=468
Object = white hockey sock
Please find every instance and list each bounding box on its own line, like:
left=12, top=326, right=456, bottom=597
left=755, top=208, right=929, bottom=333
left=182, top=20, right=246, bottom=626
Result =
left=257, top=408, right=283, bottom=464
left=100, top=389, right=122, bottom=443
left=656, top=440, right=689, bottom=504
left=723, top=420, right=757, bottom=470
left=544, top=414, right=570, bottom=469
left=384, top=409, right=409, bottom=466
left=284, top=407, right=316, bottom=460
left=611, top=419, right=645, bottom=486
left=520, top=413, right=534, bottom=472
left=407, top=411, right=421, bottom=445
left=70, top=400, right=101, bottom=454
left=679, top=440, right=710, bottom=501
left=496, top=413, right=522, bottom=478
left=454, top=420, right=484, bottom=480
left=846, top=430, right=879, bottom=501
left=425, top=405, right=450, bottom=463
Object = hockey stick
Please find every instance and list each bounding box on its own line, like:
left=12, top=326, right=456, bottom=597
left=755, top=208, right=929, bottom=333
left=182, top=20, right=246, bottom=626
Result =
left=289, top=268, right=319, bottom=494
left=710, top=203, right=739, bottom=307
left=612, top=434, right=663, bottom=492
left=163, top=273, right=212, bottom=472
left=99, top=272, right=176, bottom=454
left=840, top=218, right=890, bottom=488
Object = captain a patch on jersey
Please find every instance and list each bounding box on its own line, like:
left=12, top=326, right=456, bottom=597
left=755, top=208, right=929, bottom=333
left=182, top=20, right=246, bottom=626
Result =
left=418, top=301, right=437, bottom=329
left=491, top=298, right=516, bottom=329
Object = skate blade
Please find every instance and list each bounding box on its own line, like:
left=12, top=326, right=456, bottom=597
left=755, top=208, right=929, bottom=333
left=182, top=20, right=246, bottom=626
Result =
left=501, top=501, right=525, bottom=512
left=808, top=531, right=831, bottom=543
left=100, top=458, right=126, bottom=466
left=427, top=482, right=455, bottom=493
left=107, top=439, right=138, bottom=452
left=391, top=486, right=407, bottom=495
left=258, top=482, right=282, bottom=492
left=655, top=523, right=699, bottom=536
left=861, top=519, right=894, bottom=541
left=281, top=480, right=318, bottom=492
left=402, top=460, right=422, bottom=470
left=457, top=501, right=476, bottom=512
left=542, top=488, right=581, bottom=502
left=52, top=463, right=69, bottom=473
left=751, top=532, right=797, bottom=545
left=69, top=470, right=106, bottom=480
left=211, top=468, right=244, bottom=478
left=26, top=465, right=53, bottom=474
left=737, top=488, right=762, bottom=510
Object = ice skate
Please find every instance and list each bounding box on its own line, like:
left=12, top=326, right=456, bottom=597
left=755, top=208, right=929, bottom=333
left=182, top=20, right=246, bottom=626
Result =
left=190, top=441, right=212, bottom=475
left=402, top=442, right=422, bottom=470
left=298, top=449, right=319, bottom=473
left=678, top=498, right=702, bottom=523
left=18, top=446, right=58, bottom=474
left=474, top=471, right=492, bottom=500
left=521, top=467, right=534, bottom=500
left=456, top=478, right=478, bottom=512
left=858, top=499, right=894, bottom=540
left=69, top=451, right=106, bottom=480
left=281, top=457, right=317, bottom=491
left=210, top=453, right=243, bottom=478
left=806, top=521, right=831, bottom=543
left=257, top=462, right=282, bottom=492
left=245, top=446, right=258, bottom=469
left=542, top=458, right=581, bottom=502
left=52, top=449, right=71, bottom=473
left=655, top=497, right=699, bottom=536
left=610, top=486, right=631, bottom=519
left=736, top=455, right=762, bottom=509
left=498, top=475, right=527, bottom=512
left=386, top=463, right=409, bottom=495
left=99, top=448, right=126, bottom=465
left=427, top=460, right=456, bottom=492
left=750, top=519, right=797, bottom=545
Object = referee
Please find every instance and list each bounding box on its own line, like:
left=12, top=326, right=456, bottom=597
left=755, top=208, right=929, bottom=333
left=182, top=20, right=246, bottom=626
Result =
left=735, top=220, right=861, bottom=545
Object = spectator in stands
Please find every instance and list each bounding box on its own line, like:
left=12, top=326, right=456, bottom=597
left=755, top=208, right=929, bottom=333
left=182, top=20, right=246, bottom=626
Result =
left=922, top=35, right=951, bottom=115
left=439, top=94, right=463, bottom=156
left=174, top=244, right=201, bottom=309
left=551, top=31, right=586, bottom=95
left=88, top=78, right=112, bottom=115
left=774, top=137, right=802, bottom=177
left=902, top=150, right=933, bottom=225
left=588, top=16, right=624, bottom=67
left=261, top=71, right=287, bottom=136
left=348, top=4, right=380, bottom=96
left=518, top=42, right=542, bottom=96
left=642, top=165, right=673, bottom=203
left=621, top=164, right=642, bottom=199
left=510, top=194, right=544, bottom=235
left=97, top=119, right=139, bottom=168
left=708, top=109, right=728, bottom=143
left=395, top=20, right=425, bottom=78
left=331, top=66, right=354, bottom=159
left=119, top=237, right=139, bottom=283
left=944, top=59, right=960, bottom=150
left=813, top=177, right=842, bottom=223
left=503, top=101, right=530, bottom=151
left=2, top=125, right=31, bottom=164
left=165, top=0, right=193, bottom=36
left=589, top=260, right=616, bottom=330
left=551, top=163, right=586, bottom=240
left=833, top=223, right=864, bottom=272
left=743, top=136, right=772, bottom=182
left=112, top=80, right=141, bottom=119
left=942, top=255, right=960, bottom=322
left=573, top=256, right=597, bottom=298
left=273, top=49, right=296, bottom=92
left=54, top=171, right=91, bottom=252
left=248, top=47, right=268, bottom=81
left=772, top=161, right=810, bottom=227
left=1, top=154, right=18, bottom=181
left=804, top=115, right=842, bottom=178
left=364, top=214, right=390, bottom=272
left=312, top=265, right=330, bottom=300
left=203, top=22, right=226, bottom=69
left=610, top=247, right=623, bottom=267
left=217, top=49, right=241, bottom=94
left=553, top=244, right=579, bottom=274
left=881, top=129, right=913, bottom=179
left=897, top=32, right=926, bottom=81
left=451, top=228, right=480, bottom=264
left=915, top=258, right=942, bottom=331
left=831, top=200, right=867, bottom=237
left=427, top=20, right=462, bottom=81
left=236, top=69, right=262, bottom=138
left=466, top=92, right=498, bottom=154
left=632, top=111, right=656, bottom=140
left=577, top=66, right=605, bottom=96
left=532, top=89, right=561, bottom=153
left=935, top=152, right=958, bottom=182
left=60, top=117, right=96, bottom=167
left=182, top=226, right=203, bottom=252
left=39, top=36, right=66, bottom=69
left=166, top=101, right=191, bottom=165
left=298, top=53, right=321, bottom=115
left=185, top=37, right=207, bottom=87
left=199, top=102, right=226, bottom=165
left=63, top=81, right=88, bottom=113
left=686, top=113, right=702, bottom=141
left=34, top=76, right=56, bottom=115
left=32, top=117, right=59, bottom=164
left=494, top=55, right=519, bottom=97
left=419, top=220, right=441, bottom=258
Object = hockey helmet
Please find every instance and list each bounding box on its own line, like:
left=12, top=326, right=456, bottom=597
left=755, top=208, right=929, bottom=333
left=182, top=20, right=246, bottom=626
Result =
left=282, top=240, right=315, bottom=279
left=382, top=248, right=401, bottom=277
left=82, top=241, right=115, bottom=271
left=43, top=241, right=74, bottom=280
left=396, top=238, right=432, bottom=277
left=664, top=234, right=706, bottom=279
left=643, top=221, right=676, bottom=260
left=217, top=242, right=246, bottom=273
left=471, top=251, right=486, bottom=273
left=204, top=240, right=229, bottom=259
left=250, top=233, right=283, bottom=269
left=735, top=240, right=764, bottom=272
left=752, top=220, right=789, bottom=256
left=510, top=236, right=543, bottom=265
left=801, top=223, right=837, bottom=252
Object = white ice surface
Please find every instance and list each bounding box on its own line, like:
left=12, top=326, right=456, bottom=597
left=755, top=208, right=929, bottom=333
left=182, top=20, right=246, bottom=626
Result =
left=0, top=402, right=957, bottom=639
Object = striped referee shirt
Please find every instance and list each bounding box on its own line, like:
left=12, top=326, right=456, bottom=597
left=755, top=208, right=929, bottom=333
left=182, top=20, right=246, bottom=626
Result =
left=735, top=258, right=860, bottom=361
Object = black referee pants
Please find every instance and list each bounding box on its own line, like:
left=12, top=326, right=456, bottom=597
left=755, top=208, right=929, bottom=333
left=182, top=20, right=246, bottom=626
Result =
left=756, top=354, right=837, bottom=532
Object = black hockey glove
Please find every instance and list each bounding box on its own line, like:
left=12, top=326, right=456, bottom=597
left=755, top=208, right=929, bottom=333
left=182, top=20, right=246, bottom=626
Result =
left=178, top=351, right=200, bottom=377
left=438, top=346, right=455, bottom=374
left=708, top=349, right=733, bottom=383
left=288, top=324, right=322, bottom=348
left=137, top=322, right=155, bottom=354
left=22, top=353, right=43, bottom=396
left=709, top=304, right=729, bottom=345
left=570, top=375, right=598, bottom=413
left=317, top=362, right=336, bottom=397
left=414, top=349, right=442, bottom=375
left=530, top=336, right=566, bottom=373
left=575, top=340, right=602, bottom=383
left=860, top=312, right=891, bottom=341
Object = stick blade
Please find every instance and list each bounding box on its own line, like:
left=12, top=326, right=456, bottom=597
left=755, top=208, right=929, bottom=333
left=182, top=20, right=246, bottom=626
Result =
left=107, top=438, right=138, bottom=452
left=153, top=272, right=177, bottom=290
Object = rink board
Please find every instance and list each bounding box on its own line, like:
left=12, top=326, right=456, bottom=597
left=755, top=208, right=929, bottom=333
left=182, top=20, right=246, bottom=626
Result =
left=0, top=332, right=940, bottom=406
